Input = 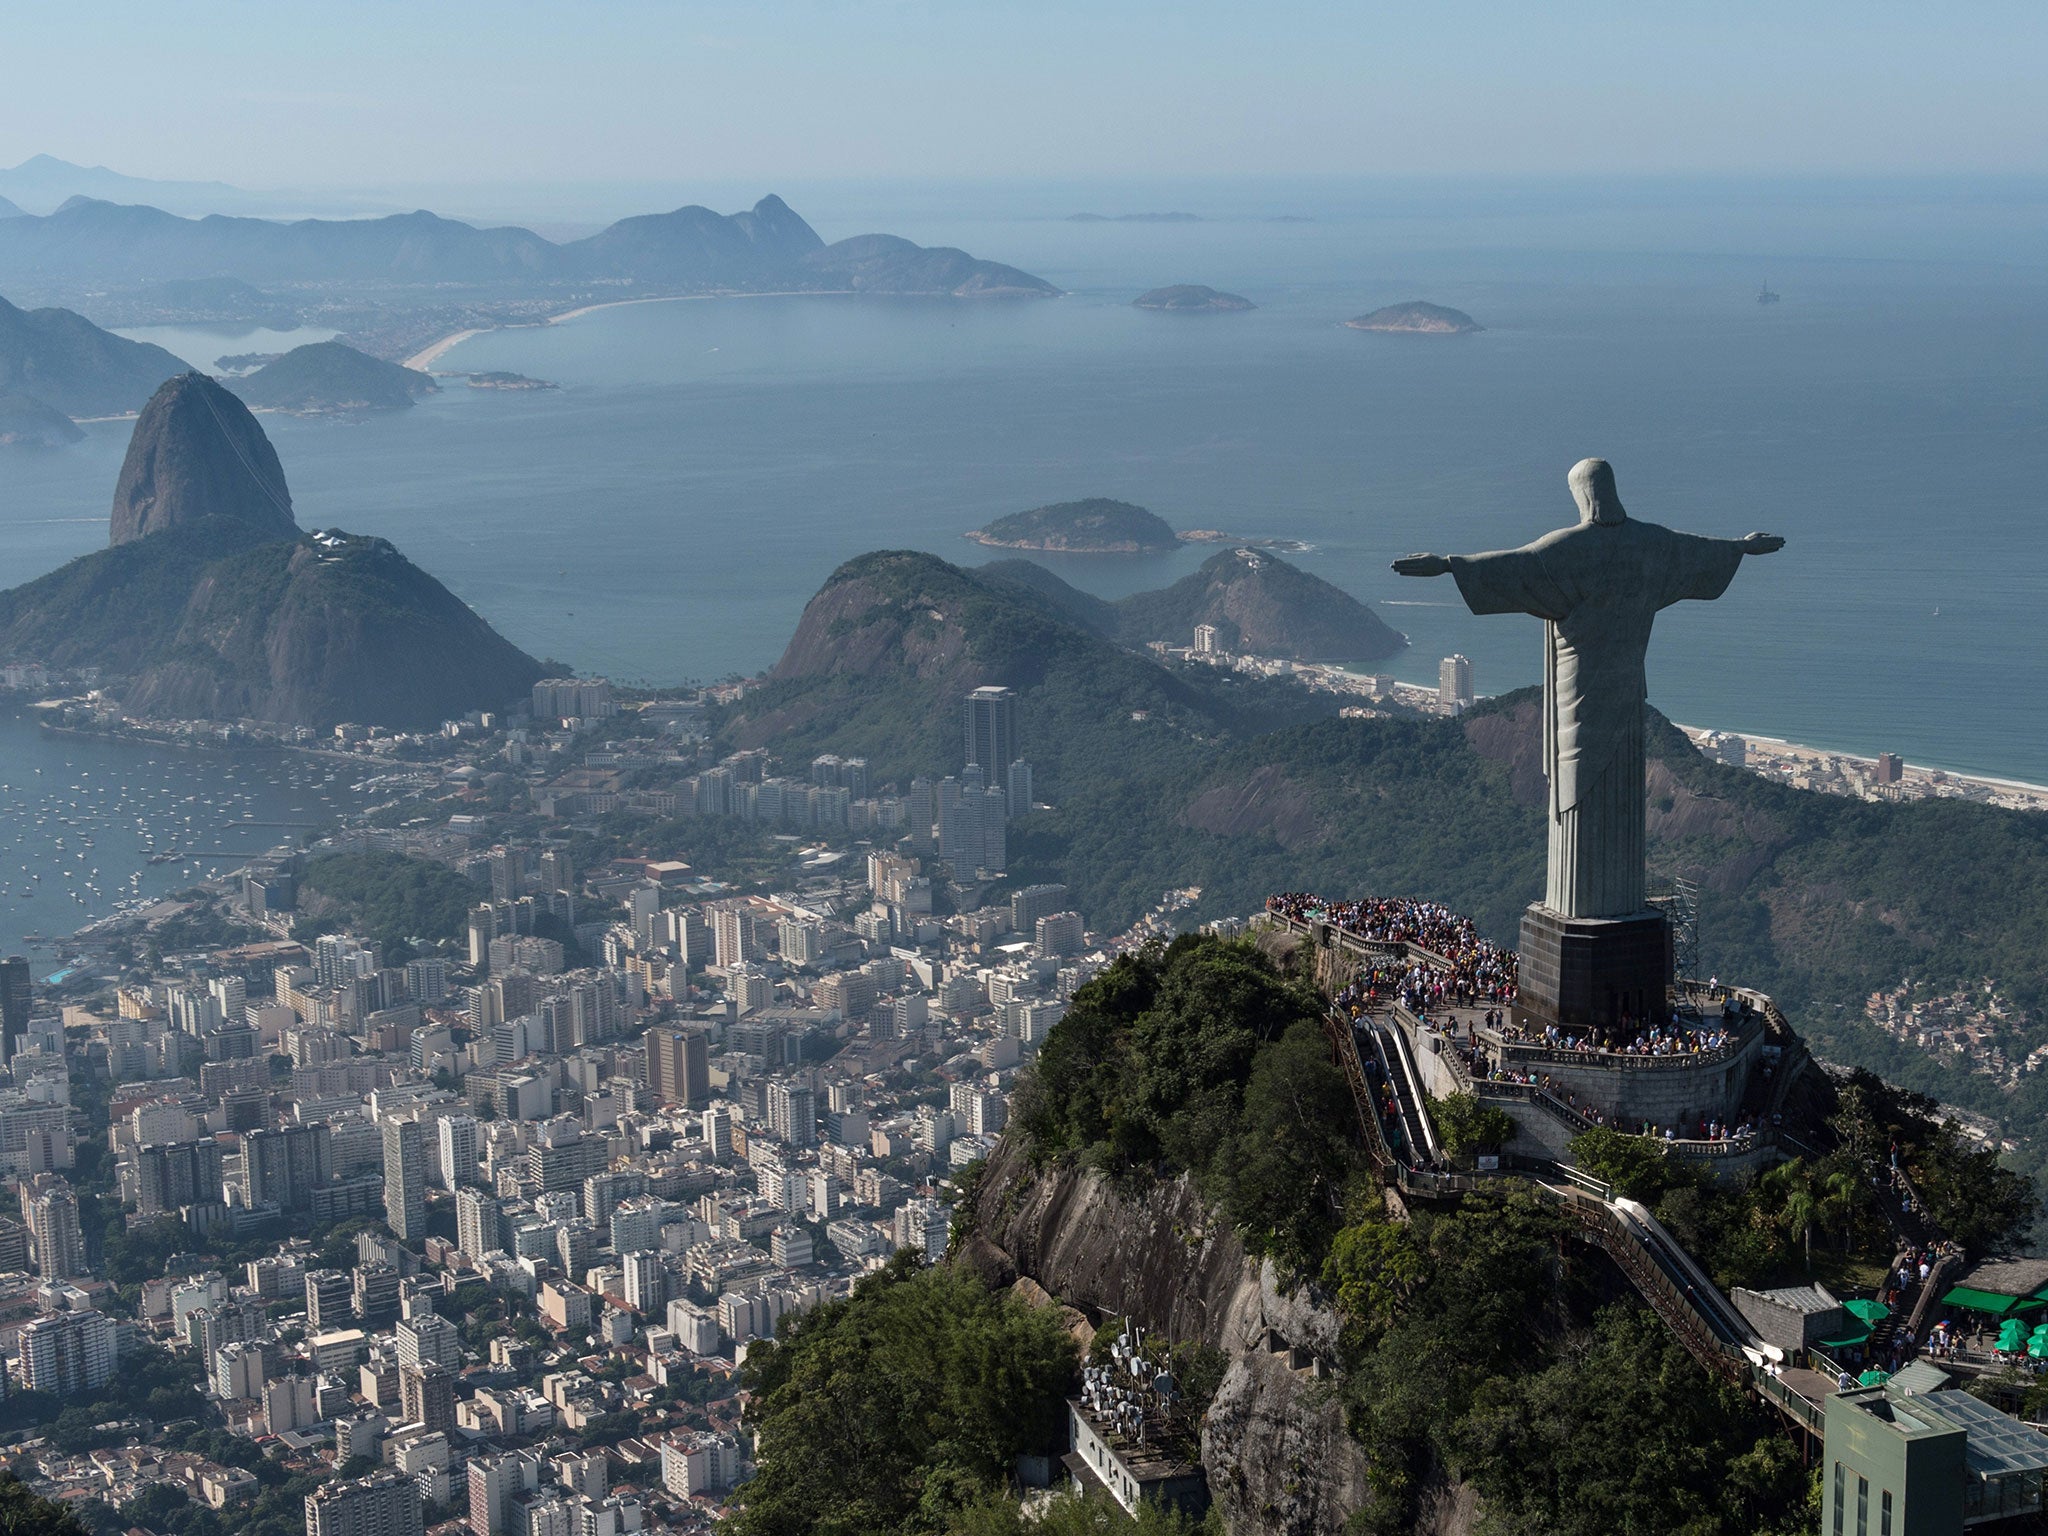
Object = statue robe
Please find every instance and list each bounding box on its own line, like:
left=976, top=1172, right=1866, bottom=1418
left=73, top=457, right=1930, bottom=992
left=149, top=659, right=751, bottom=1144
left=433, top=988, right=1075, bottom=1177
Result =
left=1447, top=518, right=1746, bottom=918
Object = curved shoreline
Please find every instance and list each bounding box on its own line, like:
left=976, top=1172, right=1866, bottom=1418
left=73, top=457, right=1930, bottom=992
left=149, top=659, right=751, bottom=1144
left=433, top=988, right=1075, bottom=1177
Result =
left=408, top=289, right=862, bottom=371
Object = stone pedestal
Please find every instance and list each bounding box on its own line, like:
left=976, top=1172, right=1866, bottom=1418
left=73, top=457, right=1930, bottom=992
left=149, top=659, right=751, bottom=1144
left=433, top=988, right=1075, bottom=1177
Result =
left=1515, top=905, right=1671, bottom=1034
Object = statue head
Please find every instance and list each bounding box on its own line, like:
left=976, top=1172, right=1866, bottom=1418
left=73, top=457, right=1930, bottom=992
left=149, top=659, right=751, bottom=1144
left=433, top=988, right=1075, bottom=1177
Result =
left=1569, top=458, right=1626, bottom=526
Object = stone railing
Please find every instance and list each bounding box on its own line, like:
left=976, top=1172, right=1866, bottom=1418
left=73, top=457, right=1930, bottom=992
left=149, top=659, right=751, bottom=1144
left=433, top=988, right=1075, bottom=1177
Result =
left=1490, top=1023, right=1754, bottom=1072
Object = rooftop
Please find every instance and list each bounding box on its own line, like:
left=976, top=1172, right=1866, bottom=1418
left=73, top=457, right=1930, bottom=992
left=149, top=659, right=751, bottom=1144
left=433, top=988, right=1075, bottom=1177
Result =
left=1956, top=1257, right=2048, bottom=1298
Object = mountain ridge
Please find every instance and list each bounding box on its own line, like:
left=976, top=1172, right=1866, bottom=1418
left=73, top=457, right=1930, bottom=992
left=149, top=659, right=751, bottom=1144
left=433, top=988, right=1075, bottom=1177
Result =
left=0, top=193, right=1060, bottom=299
left=0, top=292, right=185, bottom=417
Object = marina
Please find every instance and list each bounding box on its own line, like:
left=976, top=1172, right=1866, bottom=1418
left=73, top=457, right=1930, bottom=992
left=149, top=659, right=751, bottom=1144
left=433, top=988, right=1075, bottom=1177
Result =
left=0, top=704, right=369, bottom=965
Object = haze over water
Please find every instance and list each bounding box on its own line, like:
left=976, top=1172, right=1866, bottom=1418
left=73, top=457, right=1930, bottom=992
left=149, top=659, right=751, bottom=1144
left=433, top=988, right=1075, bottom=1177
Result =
left=7, top=179, right=2046, bottom=816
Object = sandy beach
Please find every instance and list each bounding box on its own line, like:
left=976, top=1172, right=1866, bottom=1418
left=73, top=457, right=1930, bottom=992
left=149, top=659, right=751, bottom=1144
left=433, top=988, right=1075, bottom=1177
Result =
left=1675, top=724, right=2048, bottom=803
left=402, top=327, right=490, bottom=372
left=405, top=289, right=859, bottom=371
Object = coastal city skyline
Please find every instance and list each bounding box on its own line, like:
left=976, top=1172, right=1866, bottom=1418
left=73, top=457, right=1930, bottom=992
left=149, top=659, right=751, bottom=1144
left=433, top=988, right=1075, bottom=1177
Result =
left=0, top=6, right=2044, bottom=1535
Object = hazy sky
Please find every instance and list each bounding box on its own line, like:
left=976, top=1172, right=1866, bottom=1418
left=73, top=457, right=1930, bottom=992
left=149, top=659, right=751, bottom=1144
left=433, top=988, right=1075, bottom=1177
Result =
left=7, top=0, right=2045, bottom=192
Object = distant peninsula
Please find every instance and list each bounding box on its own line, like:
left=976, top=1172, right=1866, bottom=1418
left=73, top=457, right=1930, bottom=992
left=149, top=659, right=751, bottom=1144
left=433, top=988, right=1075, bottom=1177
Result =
left=0, top=388, right=84, bottom=447
left=1133, top=284, right=1255, bottom=313
left=1346, top=301, right=1482, bottom=334
left=967, top=498, right=1180, bottom=553
left=1068, top=212, right=1201, bottom=223
left=231, top=341, right=437, bottom=413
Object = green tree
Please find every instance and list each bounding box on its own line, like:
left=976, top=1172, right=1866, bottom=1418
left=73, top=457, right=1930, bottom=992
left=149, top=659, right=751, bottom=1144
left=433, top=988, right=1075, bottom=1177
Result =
left=1566, top=1127, right=1675, bottom=1203
left=1432, top=1093, right=1515, bottom=1162
left=733, top=1253, right=1077, bottom=1536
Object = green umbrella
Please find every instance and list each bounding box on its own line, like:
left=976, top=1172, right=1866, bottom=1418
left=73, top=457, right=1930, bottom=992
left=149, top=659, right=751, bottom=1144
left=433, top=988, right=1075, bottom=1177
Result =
left=2029, top=1338, right=2048, bottom=1360
left=1999, top=1321, right=2028, bottom=1349
left=1859, top=1368, right=1891, bottom=1386
left=1846, top=1298, right=1891, bottom=1324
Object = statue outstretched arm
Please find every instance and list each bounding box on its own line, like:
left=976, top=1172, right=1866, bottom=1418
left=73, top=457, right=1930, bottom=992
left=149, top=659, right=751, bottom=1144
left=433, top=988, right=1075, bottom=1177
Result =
left=1738, top=533, right=1785, bottom=555
left=1392, top=554, right=1451, bottom=577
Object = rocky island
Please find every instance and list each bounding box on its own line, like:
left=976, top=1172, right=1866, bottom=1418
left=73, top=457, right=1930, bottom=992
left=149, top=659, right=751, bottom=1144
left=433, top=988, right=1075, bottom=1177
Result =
left=230, top=340, right=437, bottom=413
left=1346, top=300, right=1482, bottom=334
left=465, top=370, right=557, bottom=391
left=1134, top=284, right=1256, bottom=313
left=967, top=497, right=1181, bottom=553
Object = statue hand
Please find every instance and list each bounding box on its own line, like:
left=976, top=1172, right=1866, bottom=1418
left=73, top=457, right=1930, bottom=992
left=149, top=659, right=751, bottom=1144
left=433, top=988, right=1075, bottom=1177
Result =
left=1392, top=554, right=1451, bottom=577
left=1740, top=533, right=1785, bottom=555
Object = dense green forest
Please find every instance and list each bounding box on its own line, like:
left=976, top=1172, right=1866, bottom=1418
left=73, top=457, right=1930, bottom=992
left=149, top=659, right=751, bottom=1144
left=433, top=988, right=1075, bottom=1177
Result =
left=296, top=850, right=481, bottom=949
left=732, top=1253, right=1078, bottom=1536
left=1011, top=935, right=1358, bottom=1270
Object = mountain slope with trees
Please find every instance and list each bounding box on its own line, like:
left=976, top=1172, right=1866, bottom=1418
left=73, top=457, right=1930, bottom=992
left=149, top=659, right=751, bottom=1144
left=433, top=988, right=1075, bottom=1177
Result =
left=742, top=549, right=2048, bottom=1158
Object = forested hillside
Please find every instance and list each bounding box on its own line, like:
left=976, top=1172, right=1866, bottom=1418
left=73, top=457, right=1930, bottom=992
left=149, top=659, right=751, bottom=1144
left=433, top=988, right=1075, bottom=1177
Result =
left=733, top=549, right=2048, bottom=1160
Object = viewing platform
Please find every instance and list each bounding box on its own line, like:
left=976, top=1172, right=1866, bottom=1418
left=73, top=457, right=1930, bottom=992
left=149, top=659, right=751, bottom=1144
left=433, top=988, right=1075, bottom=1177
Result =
left=1260, top=900, right=1815, bottom=1177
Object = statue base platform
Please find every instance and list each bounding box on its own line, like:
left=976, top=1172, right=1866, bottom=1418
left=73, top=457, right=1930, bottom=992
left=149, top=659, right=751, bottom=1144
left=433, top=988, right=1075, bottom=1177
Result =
left=1515, top=905, right=1672, bottom=1034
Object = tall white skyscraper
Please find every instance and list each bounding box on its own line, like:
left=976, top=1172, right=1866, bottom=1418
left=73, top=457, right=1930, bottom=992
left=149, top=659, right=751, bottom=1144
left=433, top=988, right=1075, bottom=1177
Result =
left=456, top=1186, right=501, bottom=1260
left=22, top=1176, right=84, bottom=1279
left=1439, top=654, right=1474, bottom=712
left=18, top=1309, right=115, bottom=1393
left=437, top=1115, right=479, bottom=1191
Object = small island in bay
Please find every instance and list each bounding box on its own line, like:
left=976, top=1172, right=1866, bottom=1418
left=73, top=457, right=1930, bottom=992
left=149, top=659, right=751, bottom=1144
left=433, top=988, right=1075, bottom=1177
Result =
left=1133, top=284, right=1255, bottom=313
left=1067, top=211, right=1202, bottom=223
left=465, top=371, right=558, bottom=391
left=1346, top=300, right=1482, bottom=334
left=967, top=497, right=1180, bottom=553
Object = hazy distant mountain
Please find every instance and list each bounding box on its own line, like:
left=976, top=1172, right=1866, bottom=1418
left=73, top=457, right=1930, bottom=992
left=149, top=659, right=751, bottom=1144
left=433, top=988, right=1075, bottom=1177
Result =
left=0, top=292, right=185, bottom=416
left=0, top=195, right=25, bottom=220
left=0, top=388, right=83, bottom=447
left=0, top=154, right=276, bottom=217
left=0, top=193, right=1058, bottom=299
left=230, top=342, right=438, bottom=413
left=562, top=193, right=823, bottom=285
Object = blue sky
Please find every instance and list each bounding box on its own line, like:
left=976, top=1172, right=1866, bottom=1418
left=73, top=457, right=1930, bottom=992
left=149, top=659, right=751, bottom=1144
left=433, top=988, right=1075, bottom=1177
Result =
left=5, top=0, right=2044, bottom=193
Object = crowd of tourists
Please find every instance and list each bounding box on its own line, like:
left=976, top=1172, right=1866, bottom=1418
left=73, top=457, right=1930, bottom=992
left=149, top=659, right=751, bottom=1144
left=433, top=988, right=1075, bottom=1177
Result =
left=1266, top=892, right=1519, bottom=1003
left=1502, top=1017, right=1739, bottom=1058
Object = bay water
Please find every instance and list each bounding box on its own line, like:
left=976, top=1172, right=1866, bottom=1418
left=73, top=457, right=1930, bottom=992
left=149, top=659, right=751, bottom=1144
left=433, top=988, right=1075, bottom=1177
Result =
left=3, top=178, right=2044, bottom=952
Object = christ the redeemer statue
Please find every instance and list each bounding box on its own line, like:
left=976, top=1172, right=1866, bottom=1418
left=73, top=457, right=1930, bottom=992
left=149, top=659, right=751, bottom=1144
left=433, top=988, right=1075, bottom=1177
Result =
left=1395, top=458, right=1782, bottom=921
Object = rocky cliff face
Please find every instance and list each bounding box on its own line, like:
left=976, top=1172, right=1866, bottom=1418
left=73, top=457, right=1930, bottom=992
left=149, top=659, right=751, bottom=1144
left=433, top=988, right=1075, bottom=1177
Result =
left=109, top=371, right=298, bottom=546
left=960, top=1136, right=1375, bottom=1536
